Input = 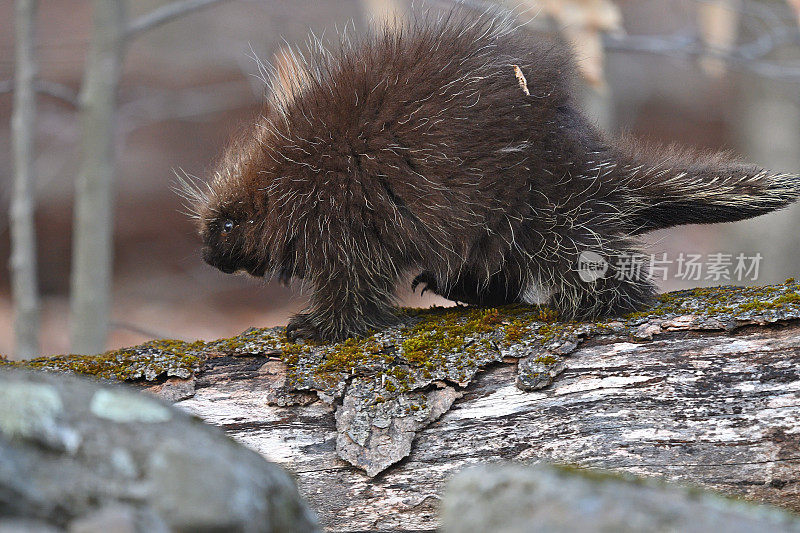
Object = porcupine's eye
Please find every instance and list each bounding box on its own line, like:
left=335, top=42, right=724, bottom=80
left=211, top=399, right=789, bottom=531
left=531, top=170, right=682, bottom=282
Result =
left=221, top=219, right=234, bottom=234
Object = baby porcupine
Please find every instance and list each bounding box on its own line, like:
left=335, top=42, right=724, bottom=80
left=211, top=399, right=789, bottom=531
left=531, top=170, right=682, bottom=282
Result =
left=183, top=8, right=800, bottom=342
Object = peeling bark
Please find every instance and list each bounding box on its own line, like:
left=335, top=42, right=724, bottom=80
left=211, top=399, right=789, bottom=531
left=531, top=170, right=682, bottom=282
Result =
left=336, top=381, right=460, bottom=477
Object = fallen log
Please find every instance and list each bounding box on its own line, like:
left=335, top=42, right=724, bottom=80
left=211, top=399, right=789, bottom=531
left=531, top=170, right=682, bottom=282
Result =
left=6, top=282, right=800, bottom=531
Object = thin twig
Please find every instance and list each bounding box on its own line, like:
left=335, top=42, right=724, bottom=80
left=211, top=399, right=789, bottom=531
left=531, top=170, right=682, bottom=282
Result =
left=603, top=33, right=800, bottom=82
left=0, top=79, right=79, bottom=108
left=126, top=0, right=234, bottom=40
left=118, top=80, right=255, bottom=132
left=34, top=80, right=79, bottom=107
left=110, top=320, right=183, bottom=341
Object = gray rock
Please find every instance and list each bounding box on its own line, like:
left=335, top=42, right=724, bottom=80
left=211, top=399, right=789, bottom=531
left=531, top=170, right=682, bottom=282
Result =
left=0, top=519, right=61, bottom=533
left=0, top=368, right=318, bottom=533
left=67, top=506, right=142, bottom=533
left=441, top=464, right=800, bottom=533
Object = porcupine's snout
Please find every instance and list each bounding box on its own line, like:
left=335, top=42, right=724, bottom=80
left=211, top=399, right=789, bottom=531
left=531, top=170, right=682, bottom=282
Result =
left=201, top=246, right=236, bottom=274
left=201, top=245, right=270, bottom=277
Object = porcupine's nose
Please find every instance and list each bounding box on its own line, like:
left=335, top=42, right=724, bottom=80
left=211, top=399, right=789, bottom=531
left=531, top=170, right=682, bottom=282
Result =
left=201, top=246, right=236, bottom=274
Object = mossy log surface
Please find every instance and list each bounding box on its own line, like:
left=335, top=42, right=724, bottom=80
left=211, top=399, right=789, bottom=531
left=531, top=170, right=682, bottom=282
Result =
left=5, top=281, right=800, bottom=531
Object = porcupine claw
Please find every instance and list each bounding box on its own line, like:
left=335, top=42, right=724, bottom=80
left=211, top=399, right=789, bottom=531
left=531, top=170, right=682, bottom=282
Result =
left=286, top=313, right=323, bottom=342
left=412, top=272, right=438, bottom=297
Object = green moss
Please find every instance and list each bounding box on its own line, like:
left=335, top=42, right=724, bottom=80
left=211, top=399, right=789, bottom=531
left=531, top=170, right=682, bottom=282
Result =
left=210, top=327, right=282, bottom=353
left=276, top=303, right=562, bottom=397
left=6, top=339, right=206, bottom=381
left=397, top=306, right=519, bottom=370
left=624, top=283, right=800, bottom=321
left=774, top=291, right=800, bottom=305
left=10, top=281, right=800, bottom=393
left=503, top=309, right=557, bottom=345
left=275, top=301, right=572, bottom=399
left=3, top=327, right=291, bottom=383
left=736, top=290, right=800, bottom=312
left=316, top=337, right=388, bottom=375
left=503, top=320, right=529, bottom=344
left=278, top=339, right=313, bottom=385
left=737, top=299, right=763, bottom=312
left=318, top=338, right=366, bottom=372
left=537, top=322, right=571, bottom=342
left=533, top=354, right=560, bottom=366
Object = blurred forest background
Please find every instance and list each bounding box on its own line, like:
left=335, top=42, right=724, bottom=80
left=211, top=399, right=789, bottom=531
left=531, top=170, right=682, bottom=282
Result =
left=1, top=0, right=800, bottom=359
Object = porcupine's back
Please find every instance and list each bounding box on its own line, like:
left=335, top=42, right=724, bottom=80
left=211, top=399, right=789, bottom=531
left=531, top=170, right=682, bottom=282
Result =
left=256, top=9, right=585, bottom=275
left=249, top=6, right=800, bottom=302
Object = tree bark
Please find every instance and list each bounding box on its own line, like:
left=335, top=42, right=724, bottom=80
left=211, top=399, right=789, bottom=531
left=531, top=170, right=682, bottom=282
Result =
left=175, top=318, right=800, bottom=531
left=69, top=0, right=127, bottom=355
left=14, top=283, right=800, bottom=531
left=10, top=0, right=40, bottom=359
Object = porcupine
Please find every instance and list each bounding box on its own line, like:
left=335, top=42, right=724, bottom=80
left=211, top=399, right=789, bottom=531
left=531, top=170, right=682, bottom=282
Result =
left=182, top=8, right=800, bottom=342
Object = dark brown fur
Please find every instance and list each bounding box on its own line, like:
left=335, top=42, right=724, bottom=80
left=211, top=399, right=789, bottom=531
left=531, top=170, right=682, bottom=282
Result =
left=185, top=8, right=800, bottom=341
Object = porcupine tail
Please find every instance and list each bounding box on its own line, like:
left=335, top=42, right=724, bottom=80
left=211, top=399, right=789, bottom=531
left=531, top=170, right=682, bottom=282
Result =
left=605, top=137, right=800, bottom=235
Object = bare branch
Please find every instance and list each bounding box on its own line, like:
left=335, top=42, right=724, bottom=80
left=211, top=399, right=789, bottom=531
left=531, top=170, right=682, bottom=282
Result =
left=119, top=80, right=255, bottom=133
left=126, top=0, right=234, bottom=40
left=0, top=79, right=79, bottom=108
left=110, top=321, right=182, bottom=341
left=34, top=80, right=80, bottom=107
left=431, top=0, right=800, bottom=82
left=602, top=32, right=800, bottom=82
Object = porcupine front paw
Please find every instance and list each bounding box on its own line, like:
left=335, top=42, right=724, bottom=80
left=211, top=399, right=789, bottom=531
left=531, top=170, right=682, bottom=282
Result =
left=286, top=313, right=323, bottom=342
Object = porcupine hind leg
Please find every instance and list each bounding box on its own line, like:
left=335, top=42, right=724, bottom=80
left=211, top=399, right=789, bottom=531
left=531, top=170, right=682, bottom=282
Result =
left=544, top=242, right=657, bottom=320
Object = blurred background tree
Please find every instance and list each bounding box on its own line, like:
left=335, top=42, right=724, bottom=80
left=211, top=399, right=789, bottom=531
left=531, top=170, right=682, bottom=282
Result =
left=10, top=0, right=39, bottom=358
left=1, top=0, right=799, bottom=359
